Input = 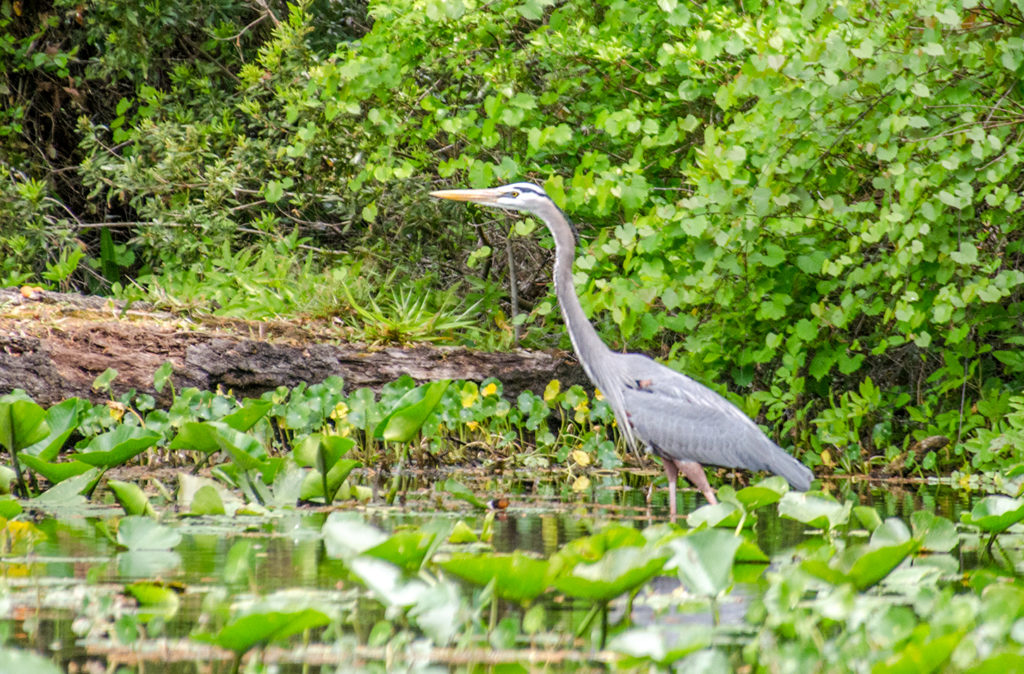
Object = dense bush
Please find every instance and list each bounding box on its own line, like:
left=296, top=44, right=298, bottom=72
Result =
left=3, top=0, right=1023, bottom=472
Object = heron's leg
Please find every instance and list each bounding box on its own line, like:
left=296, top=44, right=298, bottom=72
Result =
left=662, top=459, right=678, bottom=520
left=676, top=461, right=718, bottom=506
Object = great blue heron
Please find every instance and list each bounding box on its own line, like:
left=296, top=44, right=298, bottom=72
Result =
left=431, top=182, right=813, bottom=516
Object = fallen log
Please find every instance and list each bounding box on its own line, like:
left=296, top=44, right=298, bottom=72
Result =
left=0, top=288, right=585, bottom=406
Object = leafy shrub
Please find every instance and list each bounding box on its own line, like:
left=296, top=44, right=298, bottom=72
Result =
left=3, top=0, right=1024, bottom=469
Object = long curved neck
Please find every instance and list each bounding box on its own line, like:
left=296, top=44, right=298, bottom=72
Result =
left=535, top=202, right=612, bottom=383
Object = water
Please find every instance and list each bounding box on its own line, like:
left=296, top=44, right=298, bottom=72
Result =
left=0, top=470, right=985, bottom=671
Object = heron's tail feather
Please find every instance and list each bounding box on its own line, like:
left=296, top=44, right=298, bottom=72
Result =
left=768, top=452, right=814, bottom=491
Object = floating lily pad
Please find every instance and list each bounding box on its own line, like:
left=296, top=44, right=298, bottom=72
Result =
left=193, top=608, right=331, bottom=654
left=440, top=551, right=549, bottom=603
left=609, top=624, right=713, bottom=665
left=779, top=491, right=852, bottom=530
left=687, top=501, right=745, bottom=529
left=960, top=496, right=1024, bottom=533
left=553, top=545, right=668, bottom=602
left=666, top=528, right=742, bottom=597
left=364, top=522, right=449, bottom=573
left=734, top=476, right=788, bottom=510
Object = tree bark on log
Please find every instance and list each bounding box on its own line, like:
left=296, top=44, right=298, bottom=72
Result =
left=0, top=288, right=586, bottom=406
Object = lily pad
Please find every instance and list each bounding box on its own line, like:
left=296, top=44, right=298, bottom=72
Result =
left=734, top=476, right=788, bottom=510
left=440, top=551, right=549, bottom=603
left=779, top=491, right=852, bottom=531
left=107, top=479, right=157, bottom=517
left=553, top=545, right=668, bottom=602
left=609, top=624, right=713, bottom=665
left=74, top=425, right=161, bottom=468
left=666, top=528, right=742, bottom=597
left=960, top=496, right=1024, bottom=533
left=374, top=380, right=450, bottom=442
left=687, top=501, right=745, bottom=529
left=193, top=608, right=331, bottom=654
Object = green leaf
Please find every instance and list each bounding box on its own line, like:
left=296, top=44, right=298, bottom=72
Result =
left=190, top=485, right=226, bottom=515
left=778, top=491, right=852, bottom=530
left=440, top=477, right=487, bottom=509
left=74, top=425, right=161, bottom=468
left=108, top=479, right=157, bottom=517
left=374, top=380, right=450, bottom=442
left=666, top=529, right=742, bottom=596
left=0, top=399, right=49, bottom=452
left=440, top=551, right=550, bottom=603
left=194, top=608, right=330, bottom=654
left=960, top=496, right=1024, bottom=533
left=221, top=400, right=273, bottom=432
left=553, top=545, right=668, bottom=602
left=18, top=453, right=93, bottom=484
left=92, top=368, right=118, bottom=393
left=448, top=520, right=478, bottom=543
left=364, top=522, right=449, bottom=574
left=21, top=398, right=83, bottom=461
left=153, top=361, right=174, bottom=393
left=264, top=179, right=285, bottom=204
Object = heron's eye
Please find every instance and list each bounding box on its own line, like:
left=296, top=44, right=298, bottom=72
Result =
left=509, top=190, right=520, bottom=198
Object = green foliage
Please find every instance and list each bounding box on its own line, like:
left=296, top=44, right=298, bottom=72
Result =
left=3, top=0, right=1024, bottom=470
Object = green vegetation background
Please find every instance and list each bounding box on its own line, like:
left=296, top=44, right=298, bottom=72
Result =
left=3, top=0, right=1024, bottom=475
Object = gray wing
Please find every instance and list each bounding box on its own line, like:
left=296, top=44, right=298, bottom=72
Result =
left=611, top=353, right=812, bottom=490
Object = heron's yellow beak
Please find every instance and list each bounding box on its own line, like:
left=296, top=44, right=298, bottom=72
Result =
left=429, top=188, right=503, bottom=205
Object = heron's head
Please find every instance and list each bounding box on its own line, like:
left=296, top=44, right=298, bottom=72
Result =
left=429, top=182, right=551, bottom=216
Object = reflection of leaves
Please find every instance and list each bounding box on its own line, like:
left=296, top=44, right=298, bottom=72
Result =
left=322, top=512, right=387, bottom=561
left=117, top=516, right=182, bottom=550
